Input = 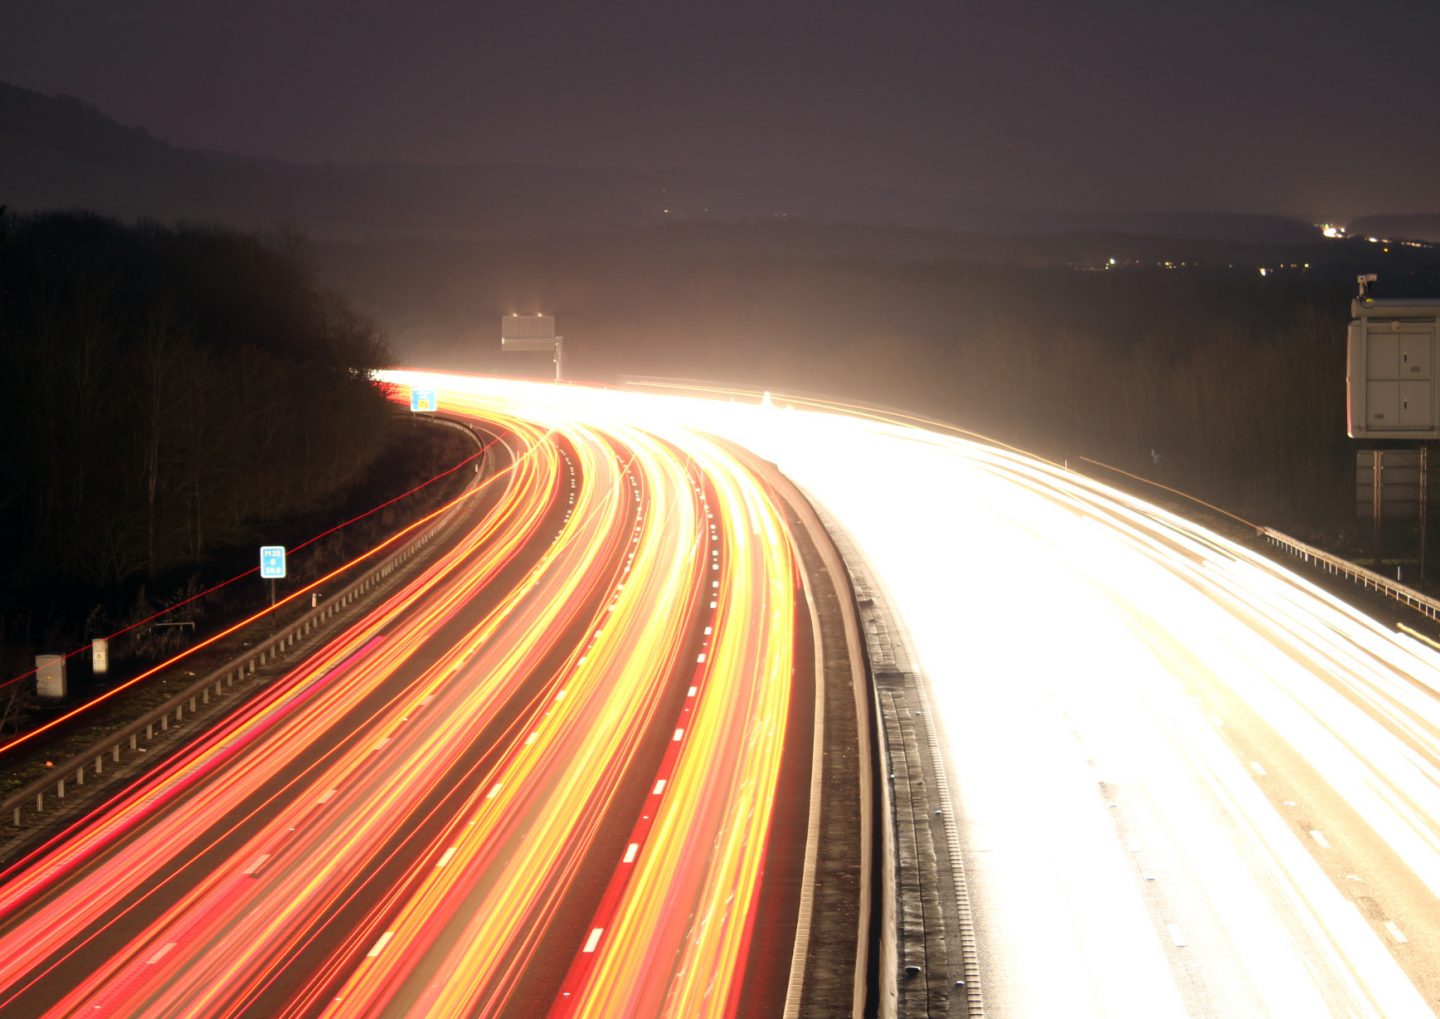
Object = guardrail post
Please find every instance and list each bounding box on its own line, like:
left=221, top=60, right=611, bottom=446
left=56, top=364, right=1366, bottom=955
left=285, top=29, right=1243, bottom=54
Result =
left=57, top=779, right=64, bottom=799
left=35, top=794, right=42, bottom=814
left=75, top=768, right=83, bottom=787
left=95, top=755, right=103, bottom=775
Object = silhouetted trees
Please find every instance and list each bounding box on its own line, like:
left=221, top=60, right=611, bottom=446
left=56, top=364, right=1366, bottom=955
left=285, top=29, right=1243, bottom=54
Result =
left=0, top=211, right=395, bottom=595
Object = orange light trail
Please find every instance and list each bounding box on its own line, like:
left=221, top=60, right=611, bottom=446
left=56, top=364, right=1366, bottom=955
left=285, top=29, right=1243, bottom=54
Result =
left=0, top=378, right=808, bottom=1019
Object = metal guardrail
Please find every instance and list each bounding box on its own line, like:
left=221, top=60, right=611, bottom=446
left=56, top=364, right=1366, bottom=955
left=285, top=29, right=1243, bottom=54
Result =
left=1074, top=455, right=1440, bottom=627
left=1260, top=527, right=1440, bottom=623
left=1, top=415, right=488, bottom=831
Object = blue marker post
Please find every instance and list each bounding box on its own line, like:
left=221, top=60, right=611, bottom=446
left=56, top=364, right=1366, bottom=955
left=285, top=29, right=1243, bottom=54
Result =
left=260, top=545, right=286, bottom=615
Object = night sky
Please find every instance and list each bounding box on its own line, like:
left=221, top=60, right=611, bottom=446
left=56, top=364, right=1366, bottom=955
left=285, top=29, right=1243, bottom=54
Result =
left=3, top=0, right=1438, bottom=220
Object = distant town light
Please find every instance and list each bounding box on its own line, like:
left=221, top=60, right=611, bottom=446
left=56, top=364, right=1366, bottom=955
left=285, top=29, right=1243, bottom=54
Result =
left=1321, top=224, right=1345, bottom=239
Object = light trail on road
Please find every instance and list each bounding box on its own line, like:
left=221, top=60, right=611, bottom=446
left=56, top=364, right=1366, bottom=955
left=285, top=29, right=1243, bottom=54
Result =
left=604, top=379, right=1440, bottom=1017
left=0, top=384, right=808, bottom=1018
left=9, top=365, right=1438, bottom=1016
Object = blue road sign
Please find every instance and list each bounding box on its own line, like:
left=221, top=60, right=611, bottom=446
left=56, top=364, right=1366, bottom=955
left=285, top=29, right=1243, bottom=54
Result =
left=410, top=388, right=438, bottom=413
left=260, top=545, right=287, bottom=580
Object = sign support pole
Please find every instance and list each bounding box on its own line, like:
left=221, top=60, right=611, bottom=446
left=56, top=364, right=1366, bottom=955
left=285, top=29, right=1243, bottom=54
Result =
left=1422, top=446, right=1429, bottom=582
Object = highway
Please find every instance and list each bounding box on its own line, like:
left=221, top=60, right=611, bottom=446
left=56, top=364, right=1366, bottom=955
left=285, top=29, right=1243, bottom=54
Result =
left=6, top=368, right=1440, bottom=1017
left=0, top=390, right=813, bottom=1017
left=653, top=386, right=1440, bottom=1018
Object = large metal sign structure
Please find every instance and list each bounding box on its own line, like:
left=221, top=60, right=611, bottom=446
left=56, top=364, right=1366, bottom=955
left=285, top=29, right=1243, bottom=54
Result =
left=501, top=314, right=563, bottom=381
left=1347, top=275, right=1440, bottom=439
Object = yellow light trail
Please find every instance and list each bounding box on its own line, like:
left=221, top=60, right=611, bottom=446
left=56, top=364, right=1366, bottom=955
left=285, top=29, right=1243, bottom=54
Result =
left=0, top=377, right=809, bottom=1019
left=572, top=378, right=1440, bottom=1017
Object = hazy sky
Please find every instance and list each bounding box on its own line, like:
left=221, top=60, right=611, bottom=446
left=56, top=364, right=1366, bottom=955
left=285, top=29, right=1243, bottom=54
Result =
left=3, top=0, right=1438, bottom=219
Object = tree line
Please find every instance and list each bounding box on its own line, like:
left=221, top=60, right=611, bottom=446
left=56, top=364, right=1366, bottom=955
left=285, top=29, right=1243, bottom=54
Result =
left=0, top=210, right=397, bottom=672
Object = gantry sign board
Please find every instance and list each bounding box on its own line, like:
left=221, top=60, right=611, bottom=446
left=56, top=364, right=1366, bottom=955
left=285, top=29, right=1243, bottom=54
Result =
left=501, top=313, right=557, bottom=352
left=1347, top=294, right=1440, bottom=438
left=410, top=387, right=438, bottom=413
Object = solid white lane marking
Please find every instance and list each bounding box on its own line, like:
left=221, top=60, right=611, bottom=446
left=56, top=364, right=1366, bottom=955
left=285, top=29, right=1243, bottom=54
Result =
left=583, top=928, right=604, bottom=953
left=624, top=843, right=639, bottom=864
left=1385, top=920, right=1408, bottom=944
left=1310, top=830, right=1330, bottom=849
left=146, top=942, right=177, bottom=965
left=367, top=932, right=395, bottom=958
left=437, top=847, right=457, bottom=868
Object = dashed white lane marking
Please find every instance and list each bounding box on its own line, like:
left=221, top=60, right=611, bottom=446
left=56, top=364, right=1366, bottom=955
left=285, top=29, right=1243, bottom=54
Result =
left=243, top=853, right=271, bottom=876
left=703, top=626, right=712, bottom=636
left=688, top=686, right=697, bottom=697
left=525, top=732, right=539, bottom=746
left=146, top=942, right=177, bottom=965
left=367, top=931, right=395, bottom=958
left=1124, top=832, right=1141, bottom=853
left=318, top=788, right=338, bottom=804
left=623, top=843, right=639, bottom=864
left=371, top=736, right=391, bottom=751
left=437, top=847, right=457, bottom=868
left=583, top=928, right=604, bottom=954
left=487, top=783, right=503, bottom=799
left=1249, top=761, right=1267, bottom=777
left=653, top=779, right=667, bottom=795
left=673, top=728, right=685, bottom=741
left=1167, top=923, right=1186, bottom=948
left=1310, top=830, right=1330, bottom=849
left=696, top=653, right=706, bottom=664
left=1385, top=920, right=1408, bottom=944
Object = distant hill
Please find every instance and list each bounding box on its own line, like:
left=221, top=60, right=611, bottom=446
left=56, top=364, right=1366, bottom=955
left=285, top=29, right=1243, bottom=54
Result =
left=1346, top=213, right=1440, bottom=244
left=2, top=80, right=1334, bottom=246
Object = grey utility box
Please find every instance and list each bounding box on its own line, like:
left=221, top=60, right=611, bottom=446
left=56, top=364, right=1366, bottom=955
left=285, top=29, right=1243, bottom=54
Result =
left=1347, top=291, right=1440, bottom=439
